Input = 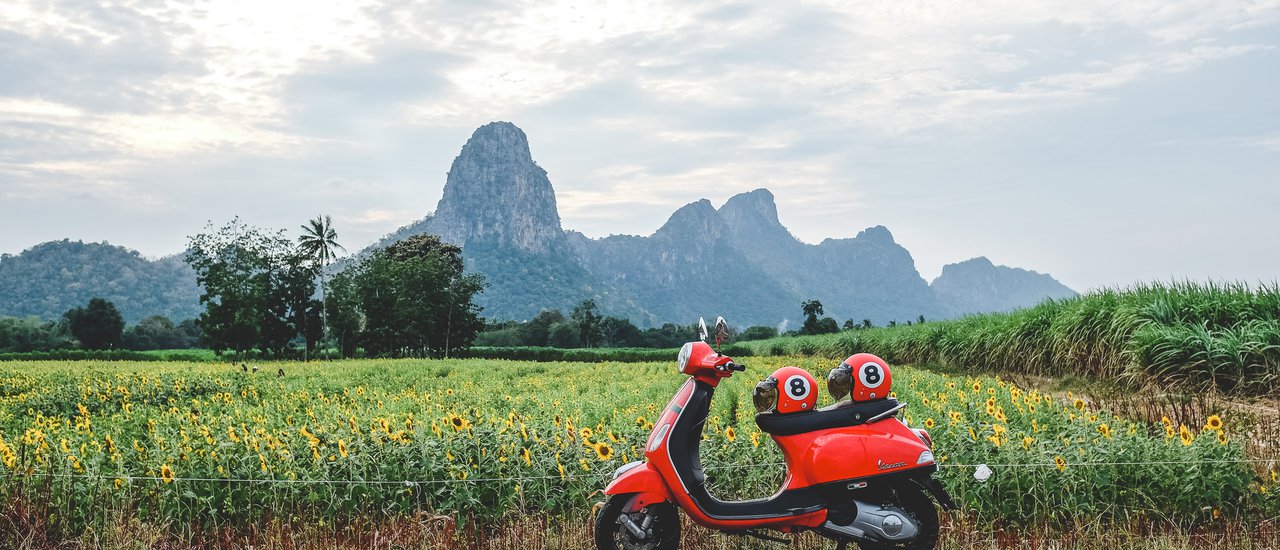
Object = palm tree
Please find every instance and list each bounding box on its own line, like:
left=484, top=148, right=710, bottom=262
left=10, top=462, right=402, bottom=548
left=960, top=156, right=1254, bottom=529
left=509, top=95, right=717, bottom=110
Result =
left=298, top=215, right=346, bottom=349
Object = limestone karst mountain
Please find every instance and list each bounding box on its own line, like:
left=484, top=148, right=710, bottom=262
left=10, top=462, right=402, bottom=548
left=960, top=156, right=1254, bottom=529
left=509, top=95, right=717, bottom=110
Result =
left=931, top=256, right=1078, bottom=316
left=369, top=121, right=1076, bottom=326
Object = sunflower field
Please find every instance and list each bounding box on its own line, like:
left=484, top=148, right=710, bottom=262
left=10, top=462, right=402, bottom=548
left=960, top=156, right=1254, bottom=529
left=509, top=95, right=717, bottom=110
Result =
left=0, top=357, right=1274, bottom=540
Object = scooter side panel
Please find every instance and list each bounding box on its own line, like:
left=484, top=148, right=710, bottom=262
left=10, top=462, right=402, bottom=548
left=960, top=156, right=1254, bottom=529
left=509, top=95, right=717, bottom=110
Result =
left=774, top=419, right=933, bottom=488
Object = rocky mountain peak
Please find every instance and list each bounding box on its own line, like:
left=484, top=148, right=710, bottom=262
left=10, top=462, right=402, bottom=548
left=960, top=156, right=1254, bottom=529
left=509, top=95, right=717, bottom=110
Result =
left=426, top=122, right=563, bottom=252
left=854, top=225, right=896, bottom=244
left=932, top=256, right=1077, bottom=316
left=720, top=188, right=782, bottom=228
left=952, top=256, right=995, bottom=268
left=655, top=199, right=721, bottom=243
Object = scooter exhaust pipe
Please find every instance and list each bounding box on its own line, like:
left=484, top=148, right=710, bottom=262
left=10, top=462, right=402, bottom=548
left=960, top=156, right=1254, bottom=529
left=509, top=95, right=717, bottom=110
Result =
left=818, top=500, right=918, bottom=543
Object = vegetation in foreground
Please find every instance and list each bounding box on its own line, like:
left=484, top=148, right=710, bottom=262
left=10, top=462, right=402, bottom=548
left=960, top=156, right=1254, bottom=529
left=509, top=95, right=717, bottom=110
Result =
left=0, top=357, right=1273, bottom=548
left=741, top=282, right=1280, bottom=396
left=5, top=512, right=1279, bottom=550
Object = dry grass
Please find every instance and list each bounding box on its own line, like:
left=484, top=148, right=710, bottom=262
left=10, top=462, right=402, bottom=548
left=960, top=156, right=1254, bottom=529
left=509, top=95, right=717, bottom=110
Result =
left=5, top=509, right=1278, bottom=550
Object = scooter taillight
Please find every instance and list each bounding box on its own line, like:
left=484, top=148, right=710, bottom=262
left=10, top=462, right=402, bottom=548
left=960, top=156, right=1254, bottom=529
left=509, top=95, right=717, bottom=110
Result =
left=911, top=428, right=933, bottom=449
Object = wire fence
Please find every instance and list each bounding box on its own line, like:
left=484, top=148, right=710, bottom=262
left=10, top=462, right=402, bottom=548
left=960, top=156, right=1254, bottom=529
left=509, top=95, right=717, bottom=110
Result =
left=5, top=457, right=1274, bottom=487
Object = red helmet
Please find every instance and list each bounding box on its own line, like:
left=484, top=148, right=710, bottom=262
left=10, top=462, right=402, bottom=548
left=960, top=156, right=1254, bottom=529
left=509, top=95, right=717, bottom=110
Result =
left=753, top=366, right=817, bottom=414
left=828, top=353, right=892, bottom=402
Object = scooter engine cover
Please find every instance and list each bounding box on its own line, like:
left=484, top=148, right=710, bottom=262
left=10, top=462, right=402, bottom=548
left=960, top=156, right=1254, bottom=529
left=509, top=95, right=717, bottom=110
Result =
left=780, top=418, right=934, bottom=487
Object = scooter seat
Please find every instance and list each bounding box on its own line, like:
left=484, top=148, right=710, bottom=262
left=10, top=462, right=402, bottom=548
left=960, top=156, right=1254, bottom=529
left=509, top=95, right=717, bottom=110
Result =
left=755, top=398, right=902, bottom=436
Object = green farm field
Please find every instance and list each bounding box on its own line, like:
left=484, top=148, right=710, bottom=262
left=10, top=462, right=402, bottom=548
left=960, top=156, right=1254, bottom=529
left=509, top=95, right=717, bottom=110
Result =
left=0, top=357, right=1276, bottom=549
left=742, top=282, right=1280, bottom=397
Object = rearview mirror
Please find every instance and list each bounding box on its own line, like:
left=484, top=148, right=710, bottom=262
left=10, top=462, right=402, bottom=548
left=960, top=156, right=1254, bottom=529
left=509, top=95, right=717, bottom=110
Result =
left=714, top=316, right=729, bottom=348
left=698, top=317, right=708, bottom=342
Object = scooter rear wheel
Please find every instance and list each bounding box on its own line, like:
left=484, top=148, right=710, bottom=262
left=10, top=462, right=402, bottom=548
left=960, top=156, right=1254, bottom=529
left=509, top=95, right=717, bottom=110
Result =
left=594, top=493, right=681, bottom=550
left=856, top=482, right=940, bottom=550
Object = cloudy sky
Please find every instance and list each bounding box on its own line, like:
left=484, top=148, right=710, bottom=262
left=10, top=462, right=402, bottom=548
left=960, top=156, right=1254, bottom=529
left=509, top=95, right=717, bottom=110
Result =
left=1, top=0, right=1277, bottom=292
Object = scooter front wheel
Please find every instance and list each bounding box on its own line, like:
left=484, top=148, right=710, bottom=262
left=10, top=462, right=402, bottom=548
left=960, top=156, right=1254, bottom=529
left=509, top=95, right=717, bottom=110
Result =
left=594, top=493, right=681, bottom=550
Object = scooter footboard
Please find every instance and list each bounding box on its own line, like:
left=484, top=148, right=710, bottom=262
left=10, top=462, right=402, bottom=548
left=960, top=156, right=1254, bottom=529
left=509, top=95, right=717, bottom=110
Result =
left=604, top=461, right=673, bottom=510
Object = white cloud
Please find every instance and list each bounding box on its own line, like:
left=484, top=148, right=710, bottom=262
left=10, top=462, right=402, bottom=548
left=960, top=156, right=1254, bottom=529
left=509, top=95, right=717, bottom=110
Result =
left=0, top=0, right=1277, bottom=291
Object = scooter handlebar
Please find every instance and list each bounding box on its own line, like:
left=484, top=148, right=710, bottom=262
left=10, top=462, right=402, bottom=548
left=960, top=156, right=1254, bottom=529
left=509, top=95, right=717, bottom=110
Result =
left=727, top=362, right=746, bottom=372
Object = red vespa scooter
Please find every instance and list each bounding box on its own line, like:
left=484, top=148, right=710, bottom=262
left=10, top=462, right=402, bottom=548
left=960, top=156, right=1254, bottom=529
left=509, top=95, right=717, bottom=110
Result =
left=595, top=318, right=954, bottom=550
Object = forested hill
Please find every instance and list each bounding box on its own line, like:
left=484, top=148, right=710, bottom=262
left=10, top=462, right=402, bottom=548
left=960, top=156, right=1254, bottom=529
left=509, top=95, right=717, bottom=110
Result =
left=0, top=240, right=200, bottom=324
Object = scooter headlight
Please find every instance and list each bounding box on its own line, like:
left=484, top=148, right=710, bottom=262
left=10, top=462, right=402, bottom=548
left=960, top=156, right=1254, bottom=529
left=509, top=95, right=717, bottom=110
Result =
left=677, top=343, right=692, bottom=373
left=917, top=450, right=935, bottom=465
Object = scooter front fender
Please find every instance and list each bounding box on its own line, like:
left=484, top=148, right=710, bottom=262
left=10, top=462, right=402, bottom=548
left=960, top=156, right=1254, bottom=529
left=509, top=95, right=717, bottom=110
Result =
left=604, top=461, right=673, bottom=510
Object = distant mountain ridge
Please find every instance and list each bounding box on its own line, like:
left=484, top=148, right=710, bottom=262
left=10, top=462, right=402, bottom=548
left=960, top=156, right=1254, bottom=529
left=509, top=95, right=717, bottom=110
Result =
left=0, top=122, right=1077, bottom=327
left=362, top=121, right=1077, bottom=326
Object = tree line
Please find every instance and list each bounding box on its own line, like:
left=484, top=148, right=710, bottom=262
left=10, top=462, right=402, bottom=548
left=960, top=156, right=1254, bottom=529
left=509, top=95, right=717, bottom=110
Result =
left=6, top=215, right=934, bottom=356
left=0, top=300, right=200, bottom=353
left=475, top=299, right=704, bottom=349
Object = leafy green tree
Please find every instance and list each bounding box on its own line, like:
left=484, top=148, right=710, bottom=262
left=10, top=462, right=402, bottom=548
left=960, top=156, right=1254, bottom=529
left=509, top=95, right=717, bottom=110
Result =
left=794, top=299, right=840, bottom=336
left=571, top=299, right=602, bottom=348
left=0, top=316, right=74, bottom=352
left=298, top=215, right=346, bottom=342
left=64, top=298, right=125, bottom=349
left=738, top=325, right=778, bottom=341
left=843, top=319, right=855, bottom=331
left=598, top=316, right=642, bottom=347
left=185, top=219, right=318, bottom=358
left=520, top=309, right=566, bottom=346
left=346, top=234, right=485, bottom=358
left=546, top=322, right=581, bottom=348
left=862, top=319, right=873, bottom=329
left=325, top=270, right=362, bottom=358
left=121, top=315, right=202, bottom=350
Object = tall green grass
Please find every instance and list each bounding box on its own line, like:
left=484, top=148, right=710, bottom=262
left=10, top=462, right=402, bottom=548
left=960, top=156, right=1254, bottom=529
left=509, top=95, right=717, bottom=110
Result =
left=740, top=282, right=1280, bottom=395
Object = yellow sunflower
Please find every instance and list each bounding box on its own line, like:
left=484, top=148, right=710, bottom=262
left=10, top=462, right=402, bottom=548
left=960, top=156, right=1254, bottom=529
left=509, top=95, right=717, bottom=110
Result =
left=1073, top=399, right=1086, bottom=411
left=594, top=442, right=614, bottom=461
left=725, top=427, right=736, bottom=442
left=160, top=464, right=175, bottom=484
left=521, top=447, right=532, bottom=465
left=1055, top=456, right=1067, bottom=472
left=1097, top=424, right=1112, bottom=439
left=1205, top=415, right=1223, bottom=432
left=1179, top=424, right=1194, bottom=446
left=924, top=418, right=935, bottom=429
left=448, top=414, right=471, bottom=431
